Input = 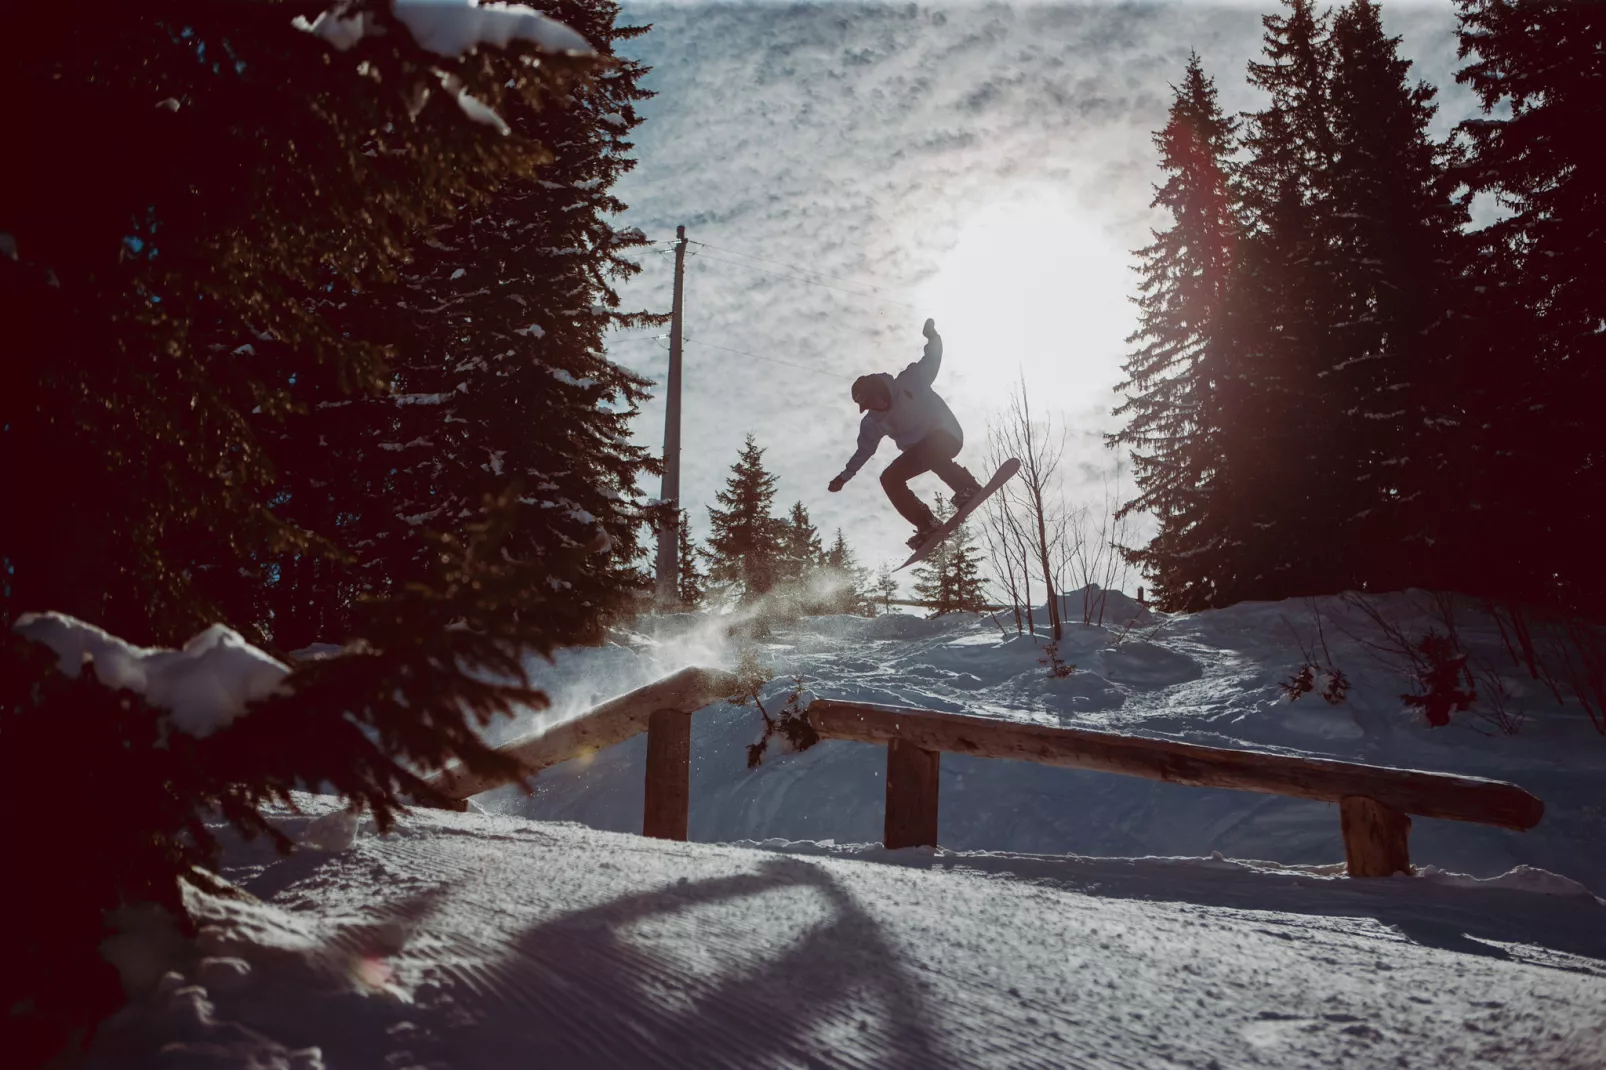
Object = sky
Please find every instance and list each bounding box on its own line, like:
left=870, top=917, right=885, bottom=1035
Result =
left=604, top=1, right=1480, bottom=583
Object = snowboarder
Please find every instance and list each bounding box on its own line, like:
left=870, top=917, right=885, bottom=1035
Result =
left=828, top=318, right=985, bottom=549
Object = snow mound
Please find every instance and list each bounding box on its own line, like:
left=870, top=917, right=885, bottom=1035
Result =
left=13, top=612, right=288, bottom=738
left=1418, top=864, right=1601, bottom=899
left=859, top=612, right=972, bottom=641
left=1041, top=584, right=1152, bottom=626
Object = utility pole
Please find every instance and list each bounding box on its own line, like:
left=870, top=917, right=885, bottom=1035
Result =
left=655, top=226, right=687, bottom=605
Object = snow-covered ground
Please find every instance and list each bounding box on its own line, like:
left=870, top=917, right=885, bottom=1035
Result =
left=490, top=591, right=1606, bottom=893
left=81, top=591, right=1606, bottom=1068
left=88, top=799, right=1606, bottom=1070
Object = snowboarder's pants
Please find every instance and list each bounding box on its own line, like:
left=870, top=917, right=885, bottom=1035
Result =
left=880, top=430, right=981, bottom=528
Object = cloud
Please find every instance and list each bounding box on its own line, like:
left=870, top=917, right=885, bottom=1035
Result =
left=610, top=1, right=1469, bottom=582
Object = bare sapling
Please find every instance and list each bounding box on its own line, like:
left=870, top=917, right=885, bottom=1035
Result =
left=979, top=480, right=1027, bottom=634
left=1340, top=593, right=1477, bottom=729
left=1485, top=599, right=1606, bottom=737
left=984, top=416, right=1040, bottom=634
left=1280, top=599, right=1351, bottom=705
left=726, top=648, right=819, bottom=768
left=1058, top=461, right=1137, bottom=625
left=1548, top=617, right=1606, bottom=736
left=992, top=375, right=1065, bottom=640
left=1039, top=642, right=1077, bottom=678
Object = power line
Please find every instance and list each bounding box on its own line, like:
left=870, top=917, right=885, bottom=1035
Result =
left=684, top=336, right=852, bottom=381
left=691, top=251, right=917, bottom=311
left=611, top=331, right=850, bottom=381
left=691, top=240, right=921, bottom=302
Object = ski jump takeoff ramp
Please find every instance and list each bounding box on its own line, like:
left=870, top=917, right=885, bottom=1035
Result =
left=423, top=668, right=1543, bottom=878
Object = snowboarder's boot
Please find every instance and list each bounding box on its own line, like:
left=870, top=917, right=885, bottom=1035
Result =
left=950, top=481, right=984, bottom=513
left=906, top=522, right=941, bottom=551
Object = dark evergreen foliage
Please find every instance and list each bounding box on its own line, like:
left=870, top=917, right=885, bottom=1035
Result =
left=1320, top=0, right=1468, bottom=590
left=1117, top=0, right=1588, bottom=618
left=1215, top=0, right=1339, bottom=603
left=257, top=0, right=661, bottom=651
left=1455, top=0, right=1606, bottom=618
left=1113, top=53, right=1241, bottom=611
left=0, top=0, right=656, bottom=1054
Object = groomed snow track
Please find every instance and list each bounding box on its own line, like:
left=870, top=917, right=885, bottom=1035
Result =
left=93, top=801, right=1606, bottom=1070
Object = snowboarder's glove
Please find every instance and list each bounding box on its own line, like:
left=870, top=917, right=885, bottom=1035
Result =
left=922, top=317, right=937, bottom=339
left=828, top=476, right=846, bottom=493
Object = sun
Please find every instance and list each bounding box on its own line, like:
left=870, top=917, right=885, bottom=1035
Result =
left=917, top=196, right=1134, bottom=430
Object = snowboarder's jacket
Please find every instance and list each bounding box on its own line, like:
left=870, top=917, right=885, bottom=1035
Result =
left=836, top=331, right=963, bottom=483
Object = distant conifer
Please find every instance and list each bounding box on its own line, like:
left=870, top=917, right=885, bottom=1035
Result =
left=912, top=499, right=987, bottom=615
left=707, top=435, right=783, bottom=599
left=676, top=510, right=708, bottom=609
left=821, top=528, right=873, bottom=615
left=778, top=501, right=826, bottom=583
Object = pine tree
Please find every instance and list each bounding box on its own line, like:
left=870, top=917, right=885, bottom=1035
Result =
left=1113, top=53, right=1241, bottom=612
left=0, top=3, right=637, bottom=1051
left=1455, top=0, right=1606, bottom=617
left=778, top=501, right=826, bottom=584
left=706, top=435, right=782, bottom=599
left=875, top=563, right=900, bottom=613
left=821, top=528, right=873, bottom=615
left=911, top=500, right=954, bottom=609
left=911, top=499, right=987, bottom=615
left=1219, top=0, right=1340, bottom=603
left=258, top=0, right=660, bottom=650
left=938, top=522, right=989, bottom=615
left=676, top=510, right=708, bottom=609
left=1321, top=0, right=1469, bottom=592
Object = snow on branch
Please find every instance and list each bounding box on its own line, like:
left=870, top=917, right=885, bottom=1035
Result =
left=292, top=8, right=372, bottom=51
left=296, top=1, right=592, bottom=57
left=395, top=0, right=593, bottom=57
left=13, top=612, right=289, bottom=739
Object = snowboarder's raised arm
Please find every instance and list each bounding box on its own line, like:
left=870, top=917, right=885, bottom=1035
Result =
left=829, top=415, right=885, bottom=491
left=900, top=317, right=942, bottom=389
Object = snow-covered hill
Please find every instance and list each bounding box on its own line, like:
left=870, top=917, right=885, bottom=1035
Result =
left=490, top=591, right=1606, bottom=892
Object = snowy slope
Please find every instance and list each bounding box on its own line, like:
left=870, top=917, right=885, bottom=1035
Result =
left=489, top=592, right=1606, bottom=892
left=87, top=798, right=1606, bottom=1070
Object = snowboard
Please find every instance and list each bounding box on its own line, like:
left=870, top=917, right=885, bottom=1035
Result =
left=896, top=457, right=1021, bottom=571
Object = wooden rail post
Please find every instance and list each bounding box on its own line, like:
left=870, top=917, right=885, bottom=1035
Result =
left=884, top=739, right=940, bottom=849
left=643, top=708, right=692, bottom=840
left=1340, top=795, right=1411, bottom=877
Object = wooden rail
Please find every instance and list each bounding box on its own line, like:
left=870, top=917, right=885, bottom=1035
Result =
left=806, top=700, right=1544, bottom=877
left=423, top=666, right=735, bottom=837
left=420, top=667, right=1544, bottom=879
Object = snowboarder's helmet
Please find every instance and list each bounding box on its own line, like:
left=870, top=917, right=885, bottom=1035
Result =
left=852, top=375, right=890, bottom=412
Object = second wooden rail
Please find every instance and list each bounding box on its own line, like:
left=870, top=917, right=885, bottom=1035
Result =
left=806, top=699, right=1545, bottom=877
